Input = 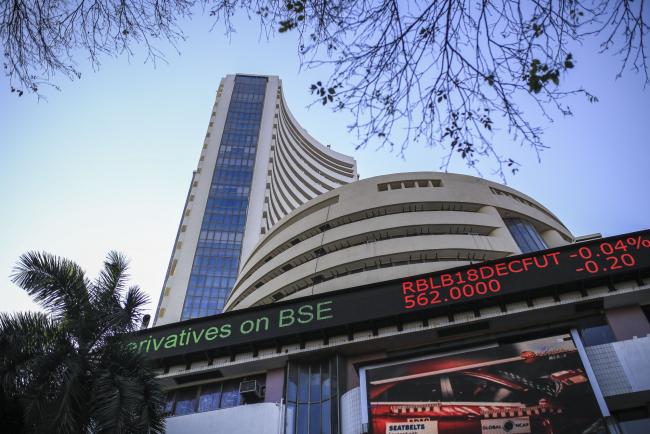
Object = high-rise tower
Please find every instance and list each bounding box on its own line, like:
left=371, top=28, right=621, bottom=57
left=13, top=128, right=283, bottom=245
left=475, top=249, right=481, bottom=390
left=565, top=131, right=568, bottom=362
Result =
left=154, top=75, right=357, bottom=325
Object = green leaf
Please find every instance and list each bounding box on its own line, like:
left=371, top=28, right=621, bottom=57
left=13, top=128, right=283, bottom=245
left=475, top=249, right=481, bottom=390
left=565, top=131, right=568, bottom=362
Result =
left=564, top=53, right=574, bottom=69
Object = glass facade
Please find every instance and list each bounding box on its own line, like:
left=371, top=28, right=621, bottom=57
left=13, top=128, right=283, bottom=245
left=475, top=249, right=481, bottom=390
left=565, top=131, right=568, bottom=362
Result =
left=615, top=407, right=650, bottom=434
left=503, top=217, right=548, bottom=254
left=182, top=75, right=267, bottom=319
left=285, top=356, right=344, bottom=434
left=164, top=374, right=265, bottom=417
left=580, top=323, right=617, bottom=346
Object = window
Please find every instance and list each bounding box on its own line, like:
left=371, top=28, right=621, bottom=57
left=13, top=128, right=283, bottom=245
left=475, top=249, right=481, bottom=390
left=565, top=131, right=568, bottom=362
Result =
left=616, top=408, right=650, bottom=434
left=165, top=374, right=265, bottom=417
left=580, top=323, right=617, bottom=346
left=173, top=387, right=197, bottom=415
left=164, top=392, right=175, bottom=416
left=377, top=179, right=442, bottom=191
left=285, top=356, right=342, bottom=434
left=504, top=218, right=548, bottom=253
left=220, top=381, right=241, bottom=408
left=198, top=383, right=222, bottom=412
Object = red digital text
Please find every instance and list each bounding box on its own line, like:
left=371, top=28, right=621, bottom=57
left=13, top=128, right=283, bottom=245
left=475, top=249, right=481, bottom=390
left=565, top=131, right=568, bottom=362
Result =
left=400, top=251, right=561, bottom=309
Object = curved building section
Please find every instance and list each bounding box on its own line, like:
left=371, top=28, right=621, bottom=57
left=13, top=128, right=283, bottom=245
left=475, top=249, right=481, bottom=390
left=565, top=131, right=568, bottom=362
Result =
left=263, top=90, right=356, bottom=232
left=224, top=172, right=573, bottom=311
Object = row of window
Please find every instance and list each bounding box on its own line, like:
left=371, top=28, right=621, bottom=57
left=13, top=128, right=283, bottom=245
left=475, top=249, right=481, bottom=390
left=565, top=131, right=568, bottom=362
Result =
left=224, top=115, right=261, bottom=125
left=200, top=224, right=245, bottom=234
left=226, top=110, right=263, bottom=120
left=219, top=145, right=258, bottom=155
left=231, top=93, right=265, bottom=103
left=199, top=230, right=244, bottom=242
left=188, top=274, right=236, bottom=289
left=228, top=101, right=266, bottom=113
left=195, top=245, right=243, bottom=256
left=213, top=157, right=257, bottom=168
left=191, top=257, right=239, bottom=272
left=208, top=194, right=248, bottom=209
left=221, top=133, right=260, bottom=145
left=216, top=157, right=256, bottom=168
left=185, top=288, right=230, bottom=301
left=186, top=285, right=234, bottom=297
left=202, top=207, right=248, bottom=218
left=181, top=297, right=228, bottom=313
left=210, top=185, right=251, bottom=195
left=208, top=169, right=255, bottom=187
left=164, top=375, right=265, bottom=417
left=194, top=243, right=243, bottom=256
left=223, top=123, right=261, bottom=134
left=200, top=212, right=247, bottom=224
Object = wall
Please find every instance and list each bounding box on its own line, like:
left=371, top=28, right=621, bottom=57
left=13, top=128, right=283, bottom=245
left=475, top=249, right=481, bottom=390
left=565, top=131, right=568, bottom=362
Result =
left=586, top=334, right=650, bottom=409
left=165, top=402, right=282, bottom=434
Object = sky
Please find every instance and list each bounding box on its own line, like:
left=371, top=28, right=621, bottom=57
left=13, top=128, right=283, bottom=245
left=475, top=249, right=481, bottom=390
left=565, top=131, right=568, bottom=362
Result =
left=1, top=10, right=649, bottom=316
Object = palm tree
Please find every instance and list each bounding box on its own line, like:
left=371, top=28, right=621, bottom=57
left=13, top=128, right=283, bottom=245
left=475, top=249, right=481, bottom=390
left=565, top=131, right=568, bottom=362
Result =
left=0, top=251, right=165, bottom=434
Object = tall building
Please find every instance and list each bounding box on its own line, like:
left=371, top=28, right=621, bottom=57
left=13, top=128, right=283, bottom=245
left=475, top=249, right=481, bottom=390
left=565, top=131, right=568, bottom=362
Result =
left=138, top=75, right=650, bottom=434
left=154, top=75, right=357, bottom=325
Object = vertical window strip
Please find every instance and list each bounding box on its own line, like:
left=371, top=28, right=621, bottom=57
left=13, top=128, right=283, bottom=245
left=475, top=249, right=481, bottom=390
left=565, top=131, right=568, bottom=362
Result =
left=181, top=76, right=267, bottom=319
left=504, top=218, right=548, bottom=254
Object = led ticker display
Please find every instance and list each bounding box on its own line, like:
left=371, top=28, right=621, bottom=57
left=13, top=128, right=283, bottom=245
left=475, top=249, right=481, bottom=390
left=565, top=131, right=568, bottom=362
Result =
left=399, top=233, right=650, bottom=311
left=129, top=229, right=650, bottom=360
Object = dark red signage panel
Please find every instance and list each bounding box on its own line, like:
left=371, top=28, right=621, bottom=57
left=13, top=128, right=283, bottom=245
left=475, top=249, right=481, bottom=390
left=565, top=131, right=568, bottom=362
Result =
left=129, top=230, right=650, bottom=360
left=364, top=334, right=605, bottom=434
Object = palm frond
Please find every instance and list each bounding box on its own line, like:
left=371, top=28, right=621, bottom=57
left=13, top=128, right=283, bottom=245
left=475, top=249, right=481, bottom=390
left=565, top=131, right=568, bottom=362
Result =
left=46, top=355, right=88, bottom=434
left=0, top=312, right=60, bottom=391
left=117, top=285, right=149, bottom=333
left=93, top=251, right=130, bottom=300
left=11, top=252, right=90, bottom=321
left=92, top=346, right=164, bottom=434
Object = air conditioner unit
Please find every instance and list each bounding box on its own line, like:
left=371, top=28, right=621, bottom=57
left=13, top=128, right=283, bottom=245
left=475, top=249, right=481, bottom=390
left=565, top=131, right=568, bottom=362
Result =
left=239, top=380, right=264, bottom=399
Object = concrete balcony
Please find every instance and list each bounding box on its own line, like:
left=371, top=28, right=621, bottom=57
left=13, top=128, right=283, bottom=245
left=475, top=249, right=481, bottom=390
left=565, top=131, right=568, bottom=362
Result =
left=585, top=335, right=650, bottom=410
left=165, top=402, right=282, bottom=434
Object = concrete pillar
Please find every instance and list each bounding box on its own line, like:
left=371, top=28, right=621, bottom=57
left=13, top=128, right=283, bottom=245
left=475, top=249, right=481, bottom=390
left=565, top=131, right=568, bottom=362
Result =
left=264, top=367, right=286, bottom=403
left=606, top=305, right=650, bottom=341
left=478, top=205, right=520, bottom=254
left=345, top=353, right=386, bottom=392
left=541, top=228, right=568, bottom=248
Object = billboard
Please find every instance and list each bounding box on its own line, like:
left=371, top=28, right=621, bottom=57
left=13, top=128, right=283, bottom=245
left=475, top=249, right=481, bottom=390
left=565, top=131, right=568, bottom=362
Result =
left=364, top=335, right=606, bottom=434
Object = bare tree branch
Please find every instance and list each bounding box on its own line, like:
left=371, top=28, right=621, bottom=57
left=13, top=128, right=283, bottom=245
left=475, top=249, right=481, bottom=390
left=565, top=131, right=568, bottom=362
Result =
left=2, top=0, right=647, bottom=178
left=1, top=0, right=195, bottom=95
left=209, top=0, right=648, bottom=179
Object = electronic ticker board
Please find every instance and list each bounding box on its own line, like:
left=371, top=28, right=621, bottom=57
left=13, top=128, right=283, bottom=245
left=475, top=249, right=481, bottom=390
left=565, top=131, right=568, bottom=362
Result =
left=129, top=229, right=650, bottom=360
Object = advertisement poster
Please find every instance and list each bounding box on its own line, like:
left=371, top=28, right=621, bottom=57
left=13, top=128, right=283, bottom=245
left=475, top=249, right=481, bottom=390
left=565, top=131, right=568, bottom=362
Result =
left=365, top=335, right=605, bottom=434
